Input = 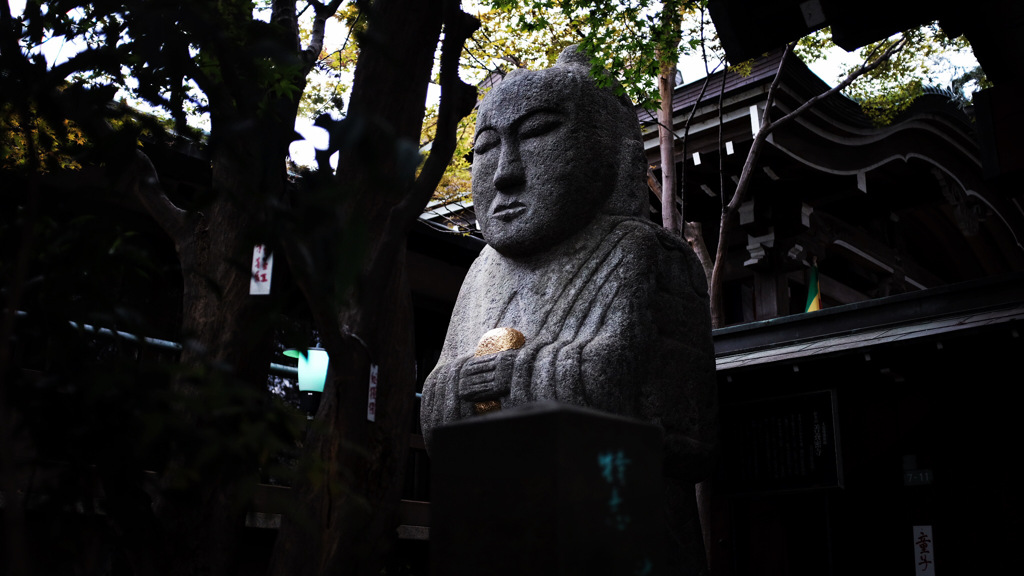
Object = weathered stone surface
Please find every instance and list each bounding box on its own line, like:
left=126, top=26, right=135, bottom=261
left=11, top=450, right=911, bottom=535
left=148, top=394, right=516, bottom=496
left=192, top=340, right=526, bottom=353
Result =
left=421, top=45, right=716, bottom=479
left=420, top=45, right=717, bottom=573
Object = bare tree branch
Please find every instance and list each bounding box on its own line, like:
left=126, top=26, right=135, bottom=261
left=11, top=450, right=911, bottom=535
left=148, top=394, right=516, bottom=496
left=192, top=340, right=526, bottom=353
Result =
left=305, top=0, right=347, bottom=67
left=48, top=45, right=126, bottom=81
left=716, top=61, right=727, bottom=210
left=126, top=149, right=190, bottom=248
left=684, top=220, right=715, bottom=284
left=727, top=35, right=907, bottom=218
left=351, top=2, right=479, bottom=331
left=705, top=35, right=909, bottom=327
left=656, top=0, right=683, bottom=234
left=725, top=43, right=792, bottom=216
left=708, top=43, right=792, bottom=327
left=682, top=62, right=721, bottom=135
left=185, top=59, right=232, bottom=115
left=397, top=5, right=480, bottom=224
left=644, top=59, right=720, bottom=230
left=659, top=66, right=680, bottom=233
left=771, top=35, right=909, bottom=134
left=648, top=165, right=664, bottom=202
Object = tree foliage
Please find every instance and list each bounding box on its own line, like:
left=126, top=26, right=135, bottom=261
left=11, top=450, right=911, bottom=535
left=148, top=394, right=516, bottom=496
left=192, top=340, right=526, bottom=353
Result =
left=296, top=2, right=363, bottom=119
left=798, top=23, right=983, bottom=124
left=462, top=6, right=577, bottom=80
left=481, top=0, right=710, bottom=108
left=1, top=102, right=87, bottom=171
left=3, top=2, right=479, bottom=576
left=421, top=106, right=477, bottom=205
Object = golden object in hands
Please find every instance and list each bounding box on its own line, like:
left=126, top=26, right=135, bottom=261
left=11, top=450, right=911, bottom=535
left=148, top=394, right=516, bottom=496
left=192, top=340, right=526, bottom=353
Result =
left=473, top=327, right=526, bottom=357
left=472, top=327, right=526, bottom=414
left=473, top=400, right=502, bottom=414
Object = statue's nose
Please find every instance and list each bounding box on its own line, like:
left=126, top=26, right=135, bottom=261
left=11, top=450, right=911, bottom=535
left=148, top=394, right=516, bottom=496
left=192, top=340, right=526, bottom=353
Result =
left=493, top=142, right=526, bottom=191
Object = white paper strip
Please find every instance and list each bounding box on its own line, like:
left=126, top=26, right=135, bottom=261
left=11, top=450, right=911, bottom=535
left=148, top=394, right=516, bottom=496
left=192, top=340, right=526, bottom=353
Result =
left=250, top=245, right=273, bottom=295
left=913, top=525, right=936, bottom=576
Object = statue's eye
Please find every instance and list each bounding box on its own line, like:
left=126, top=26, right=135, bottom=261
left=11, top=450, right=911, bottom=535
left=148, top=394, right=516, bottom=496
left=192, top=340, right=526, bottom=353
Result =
left=518, top=112, right=562, bottom=140
left=474, top=129, right=500, bottom=154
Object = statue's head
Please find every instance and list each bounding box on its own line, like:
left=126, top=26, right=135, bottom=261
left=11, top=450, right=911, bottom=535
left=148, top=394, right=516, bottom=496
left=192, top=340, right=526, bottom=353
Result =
left=471, top=46, right=647, bottom=257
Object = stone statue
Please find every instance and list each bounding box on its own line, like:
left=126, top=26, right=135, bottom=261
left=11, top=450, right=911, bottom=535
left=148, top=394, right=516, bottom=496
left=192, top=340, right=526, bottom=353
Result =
left=421, top=46, right=717, bottom=573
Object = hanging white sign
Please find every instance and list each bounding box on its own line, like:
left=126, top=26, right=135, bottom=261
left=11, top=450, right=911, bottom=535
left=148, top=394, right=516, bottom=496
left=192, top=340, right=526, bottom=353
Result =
left=249, top=244, right=273, bottom=295
left=913, top=525, right=936, bottom=576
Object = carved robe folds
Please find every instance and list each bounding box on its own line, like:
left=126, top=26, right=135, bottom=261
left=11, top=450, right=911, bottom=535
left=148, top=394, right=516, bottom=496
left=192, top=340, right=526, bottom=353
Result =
left=421, top=215, right=717, bottom=484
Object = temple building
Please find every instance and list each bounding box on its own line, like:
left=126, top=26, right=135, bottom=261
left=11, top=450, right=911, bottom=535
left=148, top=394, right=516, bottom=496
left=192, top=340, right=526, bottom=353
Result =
left=640, top=50, right=1024, bottom=574
left=640, top=49, right=1023, bottom=322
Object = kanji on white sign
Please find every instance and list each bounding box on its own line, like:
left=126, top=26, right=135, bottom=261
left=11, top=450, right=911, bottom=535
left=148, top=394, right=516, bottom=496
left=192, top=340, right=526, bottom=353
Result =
left=249, top=244, right=273, bottom=295
left=913, top=525, right=935, bottom=576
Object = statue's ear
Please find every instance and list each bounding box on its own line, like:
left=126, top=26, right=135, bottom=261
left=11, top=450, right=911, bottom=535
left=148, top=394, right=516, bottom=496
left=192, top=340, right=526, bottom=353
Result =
left=605, top=138, right=648, bottom=218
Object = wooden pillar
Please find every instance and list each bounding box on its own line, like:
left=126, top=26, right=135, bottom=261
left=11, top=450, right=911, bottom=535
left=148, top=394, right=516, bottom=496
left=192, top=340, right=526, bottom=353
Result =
left=754, top=270, right=789, bottom=320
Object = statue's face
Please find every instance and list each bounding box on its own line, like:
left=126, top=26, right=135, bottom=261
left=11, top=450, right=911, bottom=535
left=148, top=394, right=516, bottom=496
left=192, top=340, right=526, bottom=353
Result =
left=472, top=70, right=617, bottom=257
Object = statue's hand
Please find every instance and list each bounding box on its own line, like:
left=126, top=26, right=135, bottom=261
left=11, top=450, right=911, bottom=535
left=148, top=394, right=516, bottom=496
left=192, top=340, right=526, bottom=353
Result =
left=458, top=351, right=515, bottom=401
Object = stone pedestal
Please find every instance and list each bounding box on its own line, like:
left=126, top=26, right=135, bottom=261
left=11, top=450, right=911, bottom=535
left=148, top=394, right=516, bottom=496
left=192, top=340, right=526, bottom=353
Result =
left=430, top=401, right=666, bottom=575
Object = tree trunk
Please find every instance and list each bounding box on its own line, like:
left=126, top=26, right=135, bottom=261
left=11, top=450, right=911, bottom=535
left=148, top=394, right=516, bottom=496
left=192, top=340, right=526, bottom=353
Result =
left=656, top=1, right=682, bottom=234
left=270, top=256, right=416, bottom=576
left=684, top=220, right=714, bottom=285
left=269, top=2, right=449, bottom=574
left=659, top=65, right=678, bottom=234
left=158, top=138, right=283, bottom=576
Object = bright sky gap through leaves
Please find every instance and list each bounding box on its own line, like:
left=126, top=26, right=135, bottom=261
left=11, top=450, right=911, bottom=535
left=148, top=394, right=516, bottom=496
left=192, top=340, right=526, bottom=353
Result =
left=10, top=1, right=980, bottom=168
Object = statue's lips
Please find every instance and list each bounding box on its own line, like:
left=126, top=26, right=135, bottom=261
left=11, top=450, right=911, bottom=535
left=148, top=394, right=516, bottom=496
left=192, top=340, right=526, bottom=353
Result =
left=492, top=202, right=526, bottom=222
